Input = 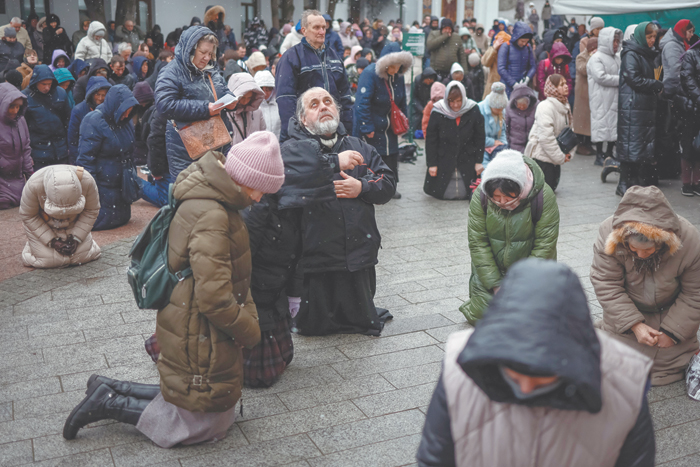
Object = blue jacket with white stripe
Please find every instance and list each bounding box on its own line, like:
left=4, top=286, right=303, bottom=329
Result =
left=275, top=38, right=353, bottom=142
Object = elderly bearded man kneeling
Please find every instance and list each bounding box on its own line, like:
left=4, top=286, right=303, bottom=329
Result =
left=277, top=87, right=396, bottom=336
left=591, top=186, right=700, bottom=386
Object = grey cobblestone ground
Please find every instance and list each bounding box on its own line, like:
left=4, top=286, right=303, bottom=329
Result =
left=1, top=146, right=699, bottom=466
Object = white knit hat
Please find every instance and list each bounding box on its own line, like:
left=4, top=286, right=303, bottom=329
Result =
left=589, top=17, right=605, bottom=31
left=468, top=52, right=480, bottom=68
left=480, top=149, right=528, bottom=192
left=246, top=51, right=266, bottom=70
left=254, top=69, right=275, bottom=88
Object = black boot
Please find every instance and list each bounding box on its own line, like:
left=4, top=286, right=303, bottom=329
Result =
left=87, top=374, right=160, bottom=400
left=601, top=157, right=620, bottom=183
left=64, top=382, right=151, bottom=440
left=616, top=162, right=631, bottom=196
left=594, top=143, right=605, bottom=166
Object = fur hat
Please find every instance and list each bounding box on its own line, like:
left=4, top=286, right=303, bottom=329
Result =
left=225, top=131, right=284, bottom=194
left=487, top=82, right=508, bottom=109
left=604, top=222, right=682, bottom=256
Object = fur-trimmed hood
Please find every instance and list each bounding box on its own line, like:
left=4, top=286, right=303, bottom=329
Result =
left=204, top=5, right=225, bottom=26
left=604, top=186, right=682, bottom=256
left=375, top=42, right=413, bottom=79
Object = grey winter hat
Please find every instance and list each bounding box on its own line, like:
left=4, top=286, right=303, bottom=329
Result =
left=589, top=17, right=605, bottom=30
left=480, top=149, right=529, bottom=193
left=487, top=82, right=508, bottom=109
left=3, top=27, right=16, bottom=39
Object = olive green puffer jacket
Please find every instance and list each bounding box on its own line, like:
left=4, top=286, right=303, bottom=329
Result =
left=460, top=157, right=560, bottom=324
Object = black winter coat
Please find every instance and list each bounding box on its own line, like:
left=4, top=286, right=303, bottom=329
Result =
left=424, top=106, right=485, bottom=199
left=146, top=106, right=169, bottom=177
left=279, top=118, right=396, bottom=273
left=42, top=17, right=73, bottom=64
left=416, top=259, right=656, bottom=467
left=73, top=59, right=115, bottom=105
left=411, top=67, right=438, bottom=118
left=617, top=39, right=663, bottom=164
left=679, top=40, right=700, bottom=158
left=242, top=194, right=302, bottom=332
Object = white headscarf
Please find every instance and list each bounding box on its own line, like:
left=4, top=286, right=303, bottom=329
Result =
left=431, top=81, right=477, bottom=120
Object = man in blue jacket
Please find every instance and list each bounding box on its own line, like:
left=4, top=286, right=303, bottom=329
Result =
left=23, top=64, right=71, bottom=170
left=497, top=21, right=536, bottom=97
left=276, top=10, right=353, bottom=142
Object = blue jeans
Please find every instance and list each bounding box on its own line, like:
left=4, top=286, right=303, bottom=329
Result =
left=139, top=174, right=175, bottom=208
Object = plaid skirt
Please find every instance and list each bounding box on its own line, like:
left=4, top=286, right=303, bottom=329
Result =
left=242, top=315, right=294, bottom=388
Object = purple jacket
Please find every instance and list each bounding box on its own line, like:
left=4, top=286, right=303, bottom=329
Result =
left=0, top=83, right=32, bottom=209
left=497, top=22, right=537, bottom=96
left=505, top=83, right=539, bottom=152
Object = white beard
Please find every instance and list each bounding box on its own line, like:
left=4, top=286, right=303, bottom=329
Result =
left=306, top=113, right=340, bottom=136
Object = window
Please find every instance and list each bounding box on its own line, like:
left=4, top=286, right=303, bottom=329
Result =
left=0, top=0, right=6, bottom=15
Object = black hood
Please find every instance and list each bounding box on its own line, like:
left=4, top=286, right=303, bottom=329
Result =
left=420, top=67, right=437, bottom=81
left=87, top=58, right=110, bottom=79
left=457, top=259, right=603, bottom=413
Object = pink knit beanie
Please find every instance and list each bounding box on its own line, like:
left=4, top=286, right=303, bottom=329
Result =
left=225, top=131, right=285, bottom=194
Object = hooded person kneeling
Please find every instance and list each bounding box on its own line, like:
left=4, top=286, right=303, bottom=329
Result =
left=63, top=132, right=285, bottom=447
left=20, top=165, right=101, bottom=268
left=591, top=186, right=700, bottom=386
left=418, top=259, right=655, bottom=467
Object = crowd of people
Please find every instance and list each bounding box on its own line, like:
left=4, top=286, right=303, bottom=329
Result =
left=1, top=7, right=699, bottom=464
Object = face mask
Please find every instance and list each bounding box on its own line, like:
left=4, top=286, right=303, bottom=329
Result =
left=499, top=365, right=563, bottom=400
left=491, top=196, right=521, bottom=211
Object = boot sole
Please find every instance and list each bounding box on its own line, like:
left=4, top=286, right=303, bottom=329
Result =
left=64, top=381, right=103, bottom=440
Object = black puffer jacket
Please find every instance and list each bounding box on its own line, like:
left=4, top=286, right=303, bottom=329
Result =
left=279, top=118, right=396, bottom=273
left=617, top=39, right=663, bottom=164
left=416, top=259, right=655, bottom=467
left=242, top=194, right=302, bottom=331
left=679, top=37, right=700, bottom=156
left=146, top=106, right=169, bottom=177
left=680, top=38, right=700, bottom=110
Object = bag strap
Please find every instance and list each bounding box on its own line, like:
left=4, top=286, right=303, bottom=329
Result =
left=384, top=79, right=395, bottom=103
left=207, top=73, right=217, bottom=101
left=532, top=189, right=544, bottom=225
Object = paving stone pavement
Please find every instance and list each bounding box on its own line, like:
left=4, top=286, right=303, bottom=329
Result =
left=1, top=146, right=699, bottom=466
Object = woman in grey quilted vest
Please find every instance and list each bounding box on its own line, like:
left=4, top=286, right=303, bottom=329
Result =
left=417, top=259, right=655, bottom=467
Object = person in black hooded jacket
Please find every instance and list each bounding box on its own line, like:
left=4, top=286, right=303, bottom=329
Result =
left=416, top=259, right=655, bottom=467
left=240, top=193, right=302, bottom=387
left=73, top=58, right=115, bottom=105
left=616, top=22, right=663, bottom=196
left=42, top=14, right=73, bottom=65
left=678, top=34, right=700, bottom=195
left=410, top=66, right=438, bottom=130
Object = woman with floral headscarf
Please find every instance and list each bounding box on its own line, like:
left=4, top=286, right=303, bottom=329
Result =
left=424, top=81, right=485, bottom=200
left=524, top=74, right=574, bottom=191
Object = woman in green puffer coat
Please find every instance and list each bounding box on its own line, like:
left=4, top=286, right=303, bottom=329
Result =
left=460, top=149, right=560, bottom=324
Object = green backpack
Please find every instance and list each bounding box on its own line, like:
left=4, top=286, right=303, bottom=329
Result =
left=127, top=185, right=192, bottom=309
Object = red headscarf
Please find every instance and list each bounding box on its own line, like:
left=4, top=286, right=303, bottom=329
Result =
left=674, top=19, right=693, bottom=50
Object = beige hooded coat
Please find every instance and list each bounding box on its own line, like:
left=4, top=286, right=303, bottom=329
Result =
left=20, top=165, right=101, bottom=268
left=591, top=186, right=700, bottom=385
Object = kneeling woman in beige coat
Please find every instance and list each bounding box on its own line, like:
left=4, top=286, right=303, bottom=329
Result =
left=63, top=132, right=285, bottom=447
left=591, top=186, right=700, bottom=386
left=20, top=165, right=101, bottom=268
